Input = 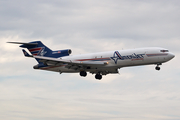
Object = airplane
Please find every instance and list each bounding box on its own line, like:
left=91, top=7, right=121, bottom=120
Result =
left=8, top=41, right=175, bottom=80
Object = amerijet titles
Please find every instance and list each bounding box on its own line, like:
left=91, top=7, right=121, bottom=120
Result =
left=111, top=51, right=145, bottom=64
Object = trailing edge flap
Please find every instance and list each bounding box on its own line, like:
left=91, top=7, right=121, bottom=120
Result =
left=22, top=49, right=33, bottom=57
left=33, top=56, right=108, bottom=66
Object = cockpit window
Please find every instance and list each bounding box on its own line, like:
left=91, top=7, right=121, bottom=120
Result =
left=160, top=50, right=169, bottom=52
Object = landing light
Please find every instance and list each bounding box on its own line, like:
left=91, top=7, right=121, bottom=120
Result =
left=104, top=62, right=109, bottom=65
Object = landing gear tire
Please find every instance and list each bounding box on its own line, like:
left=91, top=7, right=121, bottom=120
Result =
left=155, top=66, right=160, bottom=71
left=80, top=71, right=87, bottom=77
left=95, top=74, right=102, bottom=80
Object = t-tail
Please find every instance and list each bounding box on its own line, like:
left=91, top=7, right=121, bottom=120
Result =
left=8, top=41, right=72, bottom=68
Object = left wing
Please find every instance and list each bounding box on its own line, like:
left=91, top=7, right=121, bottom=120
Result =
left=33, top=55, right=109, bottom=67
left=34, top=55, right=119, bottom=75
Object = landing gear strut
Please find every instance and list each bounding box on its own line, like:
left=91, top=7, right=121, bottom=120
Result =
left=155, top=63, right=161, bottom=71
left=95, top=73, right=102, bottom=80
left=80, top=71, right=87, bottom=77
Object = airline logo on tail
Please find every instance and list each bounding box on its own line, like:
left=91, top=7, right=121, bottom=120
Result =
left=111, top=51, right=145, bottom=64
left=29, top=47, right=47, bottom=56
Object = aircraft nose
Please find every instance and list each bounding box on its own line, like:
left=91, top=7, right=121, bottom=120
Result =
left=169, top=53, right=175, bottom=59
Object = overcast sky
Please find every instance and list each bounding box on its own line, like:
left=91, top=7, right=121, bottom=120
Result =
left=0, top=0, right=180, bottom=120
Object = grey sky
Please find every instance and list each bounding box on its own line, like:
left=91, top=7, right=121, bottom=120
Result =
left=0, top=0, right=180, bottom=120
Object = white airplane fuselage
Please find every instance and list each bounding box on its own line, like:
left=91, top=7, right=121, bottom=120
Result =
left=8, top=41, right=175, bottom=80
left=40, top=47, right=175, bottom=75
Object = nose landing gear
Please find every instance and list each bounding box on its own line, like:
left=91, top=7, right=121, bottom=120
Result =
left=155, top=66, right=160, bottom=70
left=155, top=63, right=162, bottom=71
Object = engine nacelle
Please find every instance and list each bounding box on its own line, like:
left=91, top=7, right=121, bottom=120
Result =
left=51, top=49, right=72, bottom=58
left=33, top=64, right=47, bottom=69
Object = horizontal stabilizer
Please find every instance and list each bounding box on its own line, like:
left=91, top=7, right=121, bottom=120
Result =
left=22, top=49, right=33, bottom=57
left=7, top=42, right=38, bottom=45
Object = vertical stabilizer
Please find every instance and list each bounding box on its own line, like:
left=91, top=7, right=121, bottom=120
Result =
left=8, top=41, right=72, bottom=64
left=20, top=41, right=52, bottom=57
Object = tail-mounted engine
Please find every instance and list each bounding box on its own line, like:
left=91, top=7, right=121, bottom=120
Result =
left=52, top=49, right=72, bottom=58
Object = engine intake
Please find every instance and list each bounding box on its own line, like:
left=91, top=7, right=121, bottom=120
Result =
left=51, top=49, right=72, bottom=57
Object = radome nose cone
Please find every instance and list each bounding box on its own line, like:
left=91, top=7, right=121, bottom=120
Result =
left=169, top=53, right=175, bottom=59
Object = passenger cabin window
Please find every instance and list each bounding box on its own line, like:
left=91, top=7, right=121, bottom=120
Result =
left=160, top=50, right=169, bottom=52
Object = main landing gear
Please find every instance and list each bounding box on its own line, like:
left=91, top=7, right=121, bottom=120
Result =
left=95, top=73, right=102, bottom=80
left=80, top=71, right=87, bottom=77
left=79, top=71, right=102, bottom=80
left=155, top=63, right=162, bottom=71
